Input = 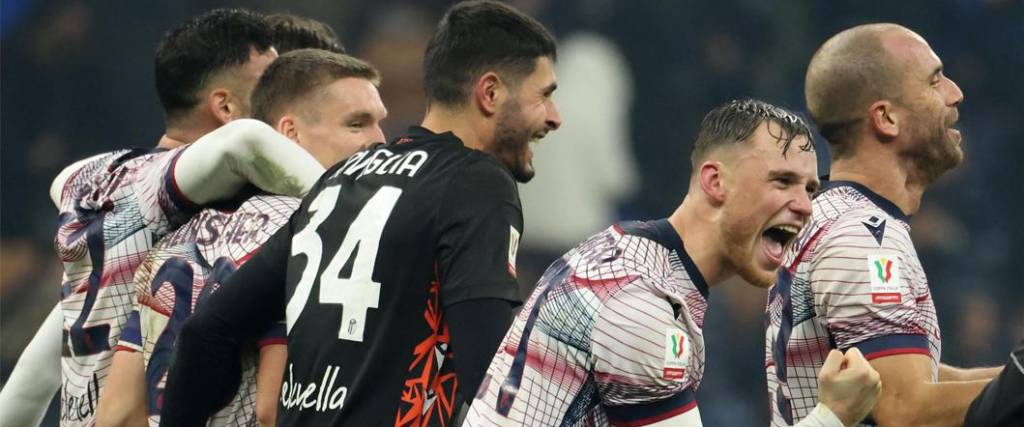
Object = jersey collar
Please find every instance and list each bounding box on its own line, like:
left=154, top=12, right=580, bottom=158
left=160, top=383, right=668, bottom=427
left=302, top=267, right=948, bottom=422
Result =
left=820, top=180, right=910, bottom=220
left=651, top=219, right=710, bottom=299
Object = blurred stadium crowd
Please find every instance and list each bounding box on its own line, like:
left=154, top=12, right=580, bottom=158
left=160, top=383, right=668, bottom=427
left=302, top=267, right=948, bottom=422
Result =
left=2, top=0, right=1022, bottom=424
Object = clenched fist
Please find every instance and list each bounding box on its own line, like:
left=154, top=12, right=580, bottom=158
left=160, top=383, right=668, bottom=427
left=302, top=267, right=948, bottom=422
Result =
left=818, top=348, right=882, bottom=426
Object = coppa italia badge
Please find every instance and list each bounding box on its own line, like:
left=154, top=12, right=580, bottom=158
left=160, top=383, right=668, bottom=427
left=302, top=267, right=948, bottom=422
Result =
left=663, top=329, right=690, bottom=381
left=867, top=254, right=901, bottom=304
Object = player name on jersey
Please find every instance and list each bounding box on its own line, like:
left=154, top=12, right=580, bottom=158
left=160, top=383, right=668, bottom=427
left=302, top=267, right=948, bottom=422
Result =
left=333, top=148, right=428, bottom=180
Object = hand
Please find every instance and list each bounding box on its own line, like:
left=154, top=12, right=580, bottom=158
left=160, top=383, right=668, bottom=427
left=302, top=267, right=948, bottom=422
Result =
left=817, top=348, right=882, bottom=426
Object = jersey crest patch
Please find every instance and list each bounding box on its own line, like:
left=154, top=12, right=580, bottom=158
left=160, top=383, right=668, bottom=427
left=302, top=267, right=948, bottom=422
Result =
left=867, top=254, right=901, bottom=304
left=507, top=226, right=521, bottom=278
left=663, top=328, right=690, bottom=381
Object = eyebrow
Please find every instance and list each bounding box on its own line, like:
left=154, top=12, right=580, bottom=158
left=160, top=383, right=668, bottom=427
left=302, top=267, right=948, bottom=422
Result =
left=769, top=169, right=820, bottom=189
left=343, top=111, right=376, bottom=122
left=541, top=82, right=558, bottom=96
left=930, top=64, right=943, bottom=80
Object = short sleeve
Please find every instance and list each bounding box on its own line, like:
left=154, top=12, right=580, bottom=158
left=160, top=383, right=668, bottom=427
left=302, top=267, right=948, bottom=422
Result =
left=115, top=310, right=143, bottom=352
left=592, top=281, right=699, bottom=426
left=136, top=146, right=201, bottom=233
left=810, top=219, right=930, bottom=359
left=436, top=157, right=523, bottom=307
left=257, top=321, right=287, bottom=347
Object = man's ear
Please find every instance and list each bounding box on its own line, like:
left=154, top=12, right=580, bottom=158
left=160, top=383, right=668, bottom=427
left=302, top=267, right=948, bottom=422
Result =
left=868, top=100, right=899, bottom=140
left=277, top=115, right=300, bottom=143
left=698, top=160, right=727, bottom=205
left=207, top=88, right=234, bottom=125
left=473, top=71, right=505, bottom=117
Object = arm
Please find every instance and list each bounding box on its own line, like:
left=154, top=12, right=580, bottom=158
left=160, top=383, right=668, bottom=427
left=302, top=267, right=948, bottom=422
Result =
left=445, top=299, right=515, bottom=405
left=964, top=340, right=1024, bottom=427
left=160, top=226, right=290, bottom=427
left=435, top=157, right=523, bottom=404
left=95, top=351, right=147, bottom=427
left=592, top=284, right=701, bottom=426
left=255, top=344, right=287, bottom=427
left=0, top=303, right=63, bottom=427
left=172, top=118, right=325, bottom=204
left=869, top=354, right=989, bottom=427
left=939, top=363, right=1002, bottom=382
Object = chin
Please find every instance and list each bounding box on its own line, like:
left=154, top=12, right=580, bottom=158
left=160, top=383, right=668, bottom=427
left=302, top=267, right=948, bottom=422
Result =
left=737, top=266, right=777, bottom=289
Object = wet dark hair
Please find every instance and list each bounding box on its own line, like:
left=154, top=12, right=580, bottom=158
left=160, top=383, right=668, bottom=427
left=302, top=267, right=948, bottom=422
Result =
left=691, top=99, right=813, bottom=165
left=155, top=8, right=273, bottom=122
left=423, top=0, right=556, bottom=107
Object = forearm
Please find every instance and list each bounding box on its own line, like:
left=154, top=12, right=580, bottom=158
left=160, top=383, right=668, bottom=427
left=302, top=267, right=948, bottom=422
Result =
left=173, top=119, right=325, bottom=204
left=0, top=303, right=63, bottom=427
left=95, top=351, right=147, bottom=427
left=939, top=363, right=1002, bottom=382
left=256, top=344, right=287, bottom=427
left=160, top=314, right=246, bottom=426
left=161, top=251, right=286, bottom=426
left=446, top=298, right=514, bottom=405
left=875, top=379, right=990, bottom=427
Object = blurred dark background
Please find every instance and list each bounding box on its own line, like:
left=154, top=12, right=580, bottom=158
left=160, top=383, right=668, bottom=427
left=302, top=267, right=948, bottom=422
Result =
left=2, top=0, right=1022, bottom=425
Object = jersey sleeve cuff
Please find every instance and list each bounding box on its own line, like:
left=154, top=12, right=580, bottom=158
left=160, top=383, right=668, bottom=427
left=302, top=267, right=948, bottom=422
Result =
left=118, top=310, right=143, bottom=347
left=164, top=147, right=201, bottom=213
left=605, top=388, right=698, bottom=427
left=848, top=334, right=930, bottom=360
left=257, top=322, right=287, bottom=348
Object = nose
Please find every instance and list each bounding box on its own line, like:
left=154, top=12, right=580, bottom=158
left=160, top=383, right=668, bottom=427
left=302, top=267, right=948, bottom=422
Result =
left=945, top=75, right=964, bottom=107
left=546, top=100, right=562, bottom=131
left=369, top=125, right=386, bottom=145
left=791, top=189, right=813, bottom=218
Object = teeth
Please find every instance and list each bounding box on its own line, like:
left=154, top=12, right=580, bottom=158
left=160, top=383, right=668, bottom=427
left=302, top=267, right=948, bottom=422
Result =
left=775, top=225, right=799, bottom=234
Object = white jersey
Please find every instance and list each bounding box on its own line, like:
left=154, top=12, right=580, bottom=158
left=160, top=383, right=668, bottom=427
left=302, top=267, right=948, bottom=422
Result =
left=55, top=147, right=195, bottom=426
left=765, top=181, right=941, bottom=426
left=118, top=193, right=299, bottom=426
left=466, top=219, right=709, bottom=426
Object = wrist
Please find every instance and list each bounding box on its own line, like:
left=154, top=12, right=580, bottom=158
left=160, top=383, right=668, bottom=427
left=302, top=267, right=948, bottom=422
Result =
left=809, top=402, right=846, bottom=427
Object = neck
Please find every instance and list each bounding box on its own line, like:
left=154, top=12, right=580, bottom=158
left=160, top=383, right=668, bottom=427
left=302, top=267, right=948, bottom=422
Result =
left=667, top=194, right=733, bottom=288
left=162, top=111, right=222, bottom=148
left=829, top=144, right=925, bottom=215
left=419, top=104, right=489, bottom=151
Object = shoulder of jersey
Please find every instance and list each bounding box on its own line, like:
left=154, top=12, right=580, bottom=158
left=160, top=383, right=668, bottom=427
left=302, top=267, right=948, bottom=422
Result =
left=818, top=200, right=909, bottom=249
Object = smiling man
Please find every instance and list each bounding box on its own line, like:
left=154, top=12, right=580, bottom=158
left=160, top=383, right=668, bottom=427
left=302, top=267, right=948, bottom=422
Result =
left=159, top=2, right=561, bottom=426
left=466, top=99, right=880, bottom=427
left=765, top=24, right=1001, bottom=427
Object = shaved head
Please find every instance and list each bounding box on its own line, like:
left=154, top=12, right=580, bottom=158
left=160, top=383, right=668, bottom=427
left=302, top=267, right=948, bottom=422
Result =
left=805, top=23, right=915, bottom=157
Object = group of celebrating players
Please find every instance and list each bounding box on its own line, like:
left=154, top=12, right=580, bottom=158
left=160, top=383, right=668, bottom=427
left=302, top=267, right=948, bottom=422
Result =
left=0, top=1, right=1021, bottom=426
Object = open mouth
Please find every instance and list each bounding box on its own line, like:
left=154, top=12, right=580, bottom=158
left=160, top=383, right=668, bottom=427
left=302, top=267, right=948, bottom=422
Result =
left=761, top=224, right=800, bottom=265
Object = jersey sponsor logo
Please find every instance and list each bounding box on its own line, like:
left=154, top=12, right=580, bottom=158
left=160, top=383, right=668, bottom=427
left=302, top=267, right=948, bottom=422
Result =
left=280, top=363, right=349, bottom=412
left=60, top=374, right=101, bottom=423
left=861, top=216, right=887, bottom=245
left=663, top=328, right=690, bottom=381
left=508, top=226, right=521, bottom=278
left=867, top=254, right=901, bottom=303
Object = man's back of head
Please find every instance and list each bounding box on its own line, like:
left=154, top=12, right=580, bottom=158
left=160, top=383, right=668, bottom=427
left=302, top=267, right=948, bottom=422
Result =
left=804, top=23, right=906, bottom=159
left=155, top=8, right=276, bottom=138
left=266, top=14, right=346, bottom=55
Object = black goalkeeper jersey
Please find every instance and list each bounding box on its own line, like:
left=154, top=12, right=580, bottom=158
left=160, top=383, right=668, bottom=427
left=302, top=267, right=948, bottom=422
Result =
left=230, top=126, right=523, bottom=426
